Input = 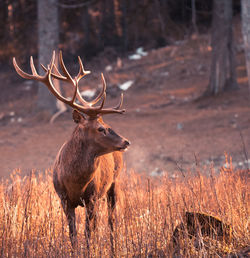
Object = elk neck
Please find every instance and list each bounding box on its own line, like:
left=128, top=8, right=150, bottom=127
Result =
left=66, top=125, right=101, bottom=173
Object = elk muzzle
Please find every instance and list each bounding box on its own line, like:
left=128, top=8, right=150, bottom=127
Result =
left=118, top=139, right=130, bottom=152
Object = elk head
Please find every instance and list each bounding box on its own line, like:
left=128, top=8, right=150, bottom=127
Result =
left=72, top=110, right=130, bottom=155
left=13, top=51, right=130, bottom=155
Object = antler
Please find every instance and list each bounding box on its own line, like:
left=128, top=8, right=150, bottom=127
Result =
left=13, top=51, right=125, bottom=117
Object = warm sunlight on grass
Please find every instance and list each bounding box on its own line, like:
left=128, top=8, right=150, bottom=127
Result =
left=0, top=160, right=249, bottom=257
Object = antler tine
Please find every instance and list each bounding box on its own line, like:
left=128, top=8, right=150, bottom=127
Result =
left=90, top=74, right=126, bottom=115
left=52, top=62, right=64, bottom=77
left=101, top=73, right=107, bottom=91
left=76, top=56, right=91, bottom=82
left=77, top=72, right=107, bottom=108
left=41, top=50, right=75, bottom=83
left=70, top=77, right=79, bottom=105
left=46, top=51, right=64, bottom=82
left=76, top=86, right=90, bottom=106
left=41, top=63, right=68, bottom=81
left=41, top=60, right=71, bottom=83
left=30, top=56, right=38, bottom=76
left=49, top=50, right=56, bottom=70
left=96, top=107, right=125, bottom=115
left=13, top=57, right=41, bottom=80
left=101, top=93, right=125, bottom=115
left=94, top=76, right=125, bottom=115
left=97, top=92, right=106, bottom=110
left=73, top=56, right=93, bottom=107
left=59, top=50, right=74, bottom=83
left=114, top=93, right=123, bottom=110
left=87, top=73, right=107, bottom=107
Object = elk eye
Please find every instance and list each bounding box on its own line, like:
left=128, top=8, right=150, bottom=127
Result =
left=98, top=127, right=106, bottom=134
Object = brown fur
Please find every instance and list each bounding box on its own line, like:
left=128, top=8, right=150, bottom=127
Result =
left=172, top=212, right=232, bottom=247
left=53, top=110, right=130, bottom=248
left=12, top=52, right=129, bottom=250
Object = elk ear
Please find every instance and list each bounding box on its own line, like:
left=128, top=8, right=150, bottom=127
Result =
left=72, top=110, right=85, bottom=123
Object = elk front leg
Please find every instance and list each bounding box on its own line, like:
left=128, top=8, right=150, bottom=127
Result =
left=107, top=182, right=119, bottom=254
left=61, top=200, right=77, bottom=247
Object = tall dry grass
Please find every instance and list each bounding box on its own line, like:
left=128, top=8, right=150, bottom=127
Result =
left=0, top=160, right=249, bottom=257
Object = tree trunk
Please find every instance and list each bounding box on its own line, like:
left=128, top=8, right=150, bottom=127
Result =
left=241, top=0, right=250, bottom=97
left=121, top=0, right=128, bottom=52
left=82, top=6, right=90, bottom=49
left=37, top=0, right=58, bottom=113
left=181, top=0, right=187, bottom=23
left=191, top=0, right=198, bottom=35
left=98, top=0, right=106, bottom=51
left=154, top=0, right=167, bottom=42
left=0, top=1, right=8, bottom=42
left=207, top=0, right=238, bottom=95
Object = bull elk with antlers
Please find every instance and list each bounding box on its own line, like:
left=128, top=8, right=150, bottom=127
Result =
left=13, top=51, right=130, bottom=249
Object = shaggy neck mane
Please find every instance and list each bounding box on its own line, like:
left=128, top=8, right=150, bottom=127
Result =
left=68, top=125, right=99, bottom=166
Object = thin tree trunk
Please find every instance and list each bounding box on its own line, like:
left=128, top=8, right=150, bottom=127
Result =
left=107, top=0, right=118, bottom=46
left=121, top=0, right=128, bottom=52
left=37, top=0, right=58, bottom=113
left=182, top=0, right=187, bottom=23
left=0, top=1, right=8, bottom=42
left=113, top=0, right=122, bottom=38
left=191, top=0, right=198, bottom=35
left=207, top=0, right=237, bottom=96
left=98, top=0, right=106, bottom=51
left=154, top=0, right=167, bottom=42
left=241, top=0, right=250, bottom=97
left=7, top=1, right=14, bottom=41
left=82, top=7, right=90, bottom=49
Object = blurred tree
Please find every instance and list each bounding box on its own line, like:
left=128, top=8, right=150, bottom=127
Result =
left=0, top=1, right=8, bottom=45
left=37, top=0, right=58, bottom=113
left=241, top=0, right=250, bottom=96
left=154, top=0, right=167, bottom=45
left=191, top=0, right=198, bottom=35
left=0, top=0, right=218, bottom=65
left=120, top=0, right=128, bottom=52
left=206, top=0, right=238, bottom=96
left=82, top=6, right=90, bottom=51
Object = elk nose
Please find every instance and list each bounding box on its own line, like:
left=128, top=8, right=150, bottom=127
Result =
left=124, top=140, right=131, bottom=147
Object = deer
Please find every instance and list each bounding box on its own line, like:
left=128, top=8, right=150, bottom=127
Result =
left=13, top=51, right=130, bottom=250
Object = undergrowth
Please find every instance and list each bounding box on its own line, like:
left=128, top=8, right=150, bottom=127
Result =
left=0, top=159, right=249, bottom=257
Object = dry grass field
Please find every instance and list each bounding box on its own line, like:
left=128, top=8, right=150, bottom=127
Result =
left=0, top=157, right=249, bottom=257
left=1, top=26, right=250, bottom=257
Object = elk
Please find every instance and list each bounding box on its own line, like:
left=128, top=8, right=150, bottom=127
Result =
left=13, top=51, right=130, bottom=249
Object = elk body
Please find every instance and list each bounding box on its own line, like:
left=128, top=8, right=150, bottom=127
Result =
left=13, top=51, right=130, bottom=248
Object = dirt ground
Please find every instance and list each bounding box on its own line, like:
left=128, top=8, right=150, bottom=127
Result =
left=0, top=34, right=250, bottom=178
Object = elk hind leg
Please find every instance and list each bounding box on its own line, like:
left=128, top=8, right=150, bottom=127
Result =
left=85, top=200, right=97, bottom=249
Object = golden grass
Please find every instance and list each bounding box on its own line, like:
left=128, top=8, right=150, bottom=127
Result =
left=0, top=160, right=249, bottom=257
